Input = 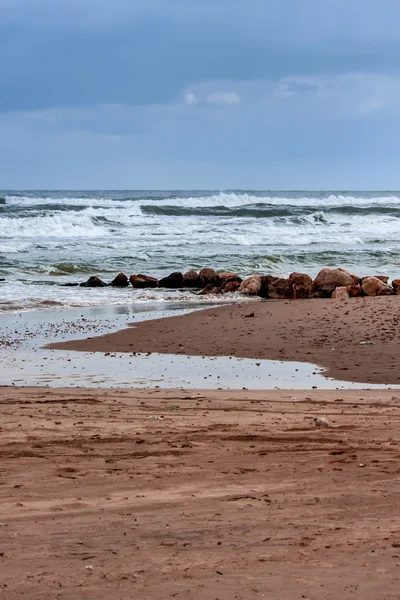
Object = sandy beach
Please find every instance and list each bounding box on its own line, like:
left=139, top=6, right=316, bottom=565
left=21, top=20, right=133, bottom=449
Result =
left=2, top=298, right=400, bottom=598
left=1, top=386, right=400, bottom=599
left=49, top=296, right=400, bottom=385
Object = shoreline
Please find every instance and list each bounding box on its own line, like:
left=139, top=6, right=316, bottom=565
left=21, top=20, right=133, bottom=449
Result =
left=0, top=300, right=373, bottom=390
left=48, top=296, right=400, bottom=385
left=1, top=386, right=400, bottom=599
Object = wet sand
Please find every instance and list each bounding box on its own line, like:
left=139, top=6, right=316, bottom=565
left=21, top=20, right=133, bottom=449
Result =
left=49, top=296, right=400, bottom=385
left=1, top=386, right=400, bottom=599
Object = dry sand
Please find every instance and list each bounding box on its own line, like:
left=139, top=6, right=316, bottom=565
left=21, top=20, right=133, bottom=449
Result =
left=49, top=296, right=400, bottom=385
left=1, top=386, right=400, bottom=599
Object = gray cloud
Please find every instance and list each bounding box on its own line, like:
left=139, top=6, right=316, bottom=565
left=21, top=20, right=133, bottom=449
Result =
left=1, top=1, right=400, bottom=188
left=1, top=0, right=400, bottom=113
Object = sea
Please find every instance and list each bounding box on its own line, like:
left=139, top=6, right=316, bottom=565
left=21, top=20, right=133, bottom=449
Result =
left=1, top=189, right=400, bottom=313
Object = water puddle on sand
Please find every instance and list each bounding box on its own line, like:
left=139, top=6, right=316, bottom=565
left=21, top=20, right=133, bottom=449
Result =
left=1, top=302, right=399, bottom=390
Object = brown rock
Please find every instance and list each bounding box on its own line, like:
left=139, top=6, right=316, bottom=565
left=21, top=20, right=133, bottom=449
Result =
left=182, top=270, right=201, bottom=288
left=267, top=277, right=291, bottom=299
left=259, top=276, right=291, bottom=299
left=362, top=276, right=393, bottom=297
left=238, top=275, right=262, bottom=295
left=199, top=268, right=219, bottom=286
left=392, top=279, right=400, bottom=294
left=158, top=272, right=184, bottom=288
left=362, top=275, right=389, bottom=284
left=331, top=286, right=350, bottom=300
left=288, top=272, right=315, bottom=299
left=350, top=274, right=361, bottom=285
left=80, top=276, right=107, bottom=288
left=129, top=274, right=159, bottom=288
left=111, top=273, right=129, bottom=287
left=221, top=273, right=243, bottom=290
left=218, top=272, right=239, bottom=282
left=347, top=284, right=362, bottom=297
left=314, top=268, right=359, bottom=296
left=197, top=284, right=223, bottom=295
left=223, top=280, right=241, bottom=293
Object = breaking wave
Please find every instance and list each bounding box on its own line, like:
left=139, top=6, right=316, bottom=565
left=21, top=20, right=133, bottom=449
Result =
left=1, top=189, right=400, bottom=311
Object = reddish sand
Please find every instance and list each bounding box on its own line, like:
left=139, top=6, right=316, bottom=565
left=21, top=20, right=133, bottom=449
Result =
left=1, top=387, right=400, bottom=599
left=49, top=296, right=400, bottom=384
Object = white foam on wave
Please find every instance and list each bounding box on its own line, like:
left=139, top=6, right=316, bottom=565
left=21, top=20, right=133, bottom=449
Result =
left=0, top=279, right=243, bottom=314
left=140, top=192, right=400, bottom=209
left=4, top=195, right=129, bottom=208
left=0, top=241, right=33, bottom=253
left=1, top=203, right=399, bottom=245
left=5, top=191, right=400, bottom=211
left=0, top=212, right=108, bottom=238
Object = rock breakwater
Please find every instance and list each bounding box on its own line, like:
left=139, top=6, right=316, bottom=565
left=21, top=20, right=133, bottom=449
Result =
left=70, top=267, right=400, bottom=299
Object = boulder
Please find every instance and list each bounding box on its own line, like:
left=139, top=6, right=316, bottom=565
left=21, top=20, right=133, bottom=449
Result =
left=221, top=273, right=242, bottom=291
left=198, top=284, right=223, bottom=295
left=199, top=268, right=219, bottom=286
left=111, top=272, right=129, bottom=287
left=62, top=282, right=79, bottom=287
left=362, top=276, right=393, bottom=297
left=267, top=277, right=291, bottom=299
left=314, top=268, right=359, bottom=296
left=80, top=276, right=107, bottom=288
left=392, top=279, right=400, bottom=295
left=259, top=276, right=291, bottom=299
left=223, top=280, right=241, bottom=293
left=130, top=274, right=159, bottom=288
left=347, top=284, right=362, bottom=297
left=238, top=275, right=262, bottom=295
left=331, top=286, right=350, bottom=300
left=372, top=275, right=389, bottom=284
left=182, top=270, right=201, bottom=287
left=158, top=272, right=184, bottom=288
left=288, top=272, right=315, bottom=299
left=219, top=272, right=240, bottom=283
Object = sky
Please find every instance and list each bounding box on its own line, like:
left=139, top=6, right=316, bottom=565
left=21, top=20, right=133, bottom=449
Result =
left=1, top=0, right=400, bottom=190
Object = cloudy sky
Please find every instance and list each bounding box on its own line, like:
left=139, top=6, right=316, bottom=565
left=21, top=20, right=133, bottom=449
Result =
left=1, top=0, right=399, bottom=189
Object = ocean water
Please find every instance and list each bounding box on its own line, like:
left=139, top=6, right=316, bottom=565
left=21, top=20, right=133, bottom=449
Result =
left=1, top=189, right=400, bottom=312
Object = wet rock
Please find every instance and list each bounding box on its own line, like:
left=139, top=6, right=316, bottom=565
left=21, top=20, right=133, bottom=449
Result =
left=221, top=273, right=242, bottom=292
left=392, top=279, right=400, bottom=294
left=267, top=277, right=291, bottom=299
left=223, top=280, right=241, bottom=293
left=362, top=276, right=393, bottom=296
left=182, top=270, right=201, bottom=288
left=62, top=282, right=80, bottom=287
left=198, top=284, right=223, bottom=295
left=219, top=272, right=240, bottom=283
left=80, top=276, right=107, bottom=288
left=0, top=278, right=5, bottom=282
left=288, top=272, right=315, bottom=299
left=129, top=274, right=159, bottom=288
left=314, top=268, right=359, bottom=296
left=238, top=275, right=262, bottom=295
left=199, top=268, right=219, bottom=287
left=331, top=286, right=350, bottom=300
left=111, top=273, right=129, bottom=287
left=260, top=276, right=291, bottom=299
left=347, top=284, right=362, bottom=297
left=158, top=272, right=184, bottom=288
